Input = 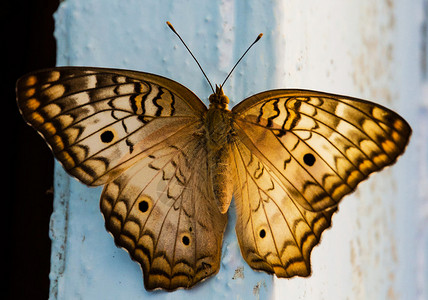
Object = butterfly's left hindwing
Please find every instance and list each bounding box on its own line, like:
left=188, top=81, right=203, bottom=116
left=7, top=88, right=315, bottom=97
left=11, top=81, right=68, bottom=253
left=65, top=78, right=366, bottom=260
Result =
left=16, top=67, right=206, bottom=186
left=231, top=89, right=411, bottom=277
left=100, top=122, right=227, bottom=291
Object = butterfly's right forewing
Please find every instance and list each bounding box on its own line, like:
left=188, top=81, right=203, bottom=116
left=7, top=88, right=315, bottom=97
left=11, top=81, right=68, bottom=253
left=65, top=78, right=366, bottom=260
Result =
left=232, top=90, right=411, bottom=212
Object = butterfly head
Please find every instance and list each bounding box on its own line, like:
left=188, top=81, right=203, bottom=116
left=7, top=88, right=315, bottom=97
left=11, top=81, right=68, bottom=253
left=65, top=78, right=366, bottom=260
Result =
left=209, top=85, right=229, bottom=109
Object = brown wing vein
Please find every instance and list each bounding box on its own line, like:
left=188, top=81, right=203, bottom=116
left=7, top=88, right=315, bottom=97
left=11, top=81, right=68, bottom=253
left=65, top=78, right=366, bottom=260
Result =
left=232, top=143, right=260, bottom=256
left=292, top=127, right=364, bottom=173
left=301, top=97, right=396, bottom=161
left=237, top=109, right=374, bottom=172
left=233, top=142, right=298, bottom=265
left=235, top=122, right=326, bottom=210
left=232, top=141, right=329, bottom=276
left=76, top=118, right=200, bottom=184
left=289, top=129, right=358, bottom=189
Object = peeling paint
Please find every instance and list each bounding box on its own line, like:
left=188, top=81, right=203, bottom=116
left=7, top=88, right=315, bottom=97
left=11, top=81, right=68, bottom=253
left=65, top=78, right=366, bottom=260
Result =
left=232, top=266, right=245, bottom=280
left=252, top=280, right=267, bottom=300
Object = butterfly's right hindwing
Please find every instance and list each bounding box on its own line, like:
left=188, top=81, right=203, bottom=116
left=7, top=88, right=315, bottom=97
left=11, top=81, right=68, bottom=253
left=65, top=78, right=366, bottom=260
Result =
left=16, top=67, right=206, bottom=186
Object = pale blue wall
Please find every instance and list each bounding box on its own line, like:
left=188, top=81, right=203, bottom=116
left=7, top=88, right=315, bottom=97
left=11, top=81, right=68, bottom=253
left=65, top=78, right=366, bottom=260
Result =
left=50, top=1, right=276, bottom=299
left=48, top=0, right=426, bottom=299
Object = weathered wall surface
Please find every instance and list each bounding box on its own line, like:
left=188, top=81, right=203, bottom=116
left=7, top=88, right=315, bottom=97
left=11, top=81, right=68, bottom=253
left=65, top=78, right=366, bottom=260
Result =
left=49, top=1, right=426, bottom=299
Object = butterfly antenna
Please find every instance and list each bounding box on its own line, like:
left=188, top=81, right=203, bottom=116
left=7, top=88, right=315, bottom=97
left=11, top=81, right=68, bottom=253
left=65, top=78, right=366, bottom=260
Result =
left=167, top=21, right=215, bottom=93
left=220, top=33, right=263, bottom=89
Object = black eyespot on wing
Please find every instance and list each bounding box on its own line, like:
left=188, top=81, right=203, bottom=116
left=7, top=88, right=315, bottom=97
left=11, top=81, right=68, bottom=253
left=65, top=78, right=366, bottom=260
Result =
left=100, top=130, right=114, bottom=143
left=139, top=200, right=149, bottom=213
left=182, top=235, right=190, bottom=246
left=259, top=229, right=266, bottom=238
left=303, top=153, right=316, bottom=166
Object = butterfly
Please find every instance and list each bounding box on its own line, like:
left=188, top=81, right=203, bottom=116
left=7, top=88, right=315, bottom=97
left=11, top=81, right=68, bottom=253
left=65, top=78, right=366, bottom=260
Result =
left=16, top=22, right=411, bottom=291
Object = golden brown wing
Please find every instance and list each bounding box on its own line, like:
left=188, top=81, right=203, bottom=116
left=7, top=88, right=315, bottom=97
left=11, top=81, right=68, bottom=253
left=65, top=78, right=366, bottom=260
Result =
left=16, top=67, right=229, bottom=291
left=231, top=138, right=336, bottom=277
left=16, top=67, right=206, bottom=186
left=232, top=89, right=411, bottom=212
left=230, top=89, right=410, bottom=277
left=100, top=124, right=227, bottom=290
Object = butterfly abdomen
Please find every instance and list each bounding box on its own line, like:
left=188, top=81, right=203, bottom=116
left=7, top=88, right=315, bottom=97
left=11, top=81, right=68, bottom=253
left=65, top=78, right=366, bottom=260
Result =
left=204, top=106, right=235, bottom=214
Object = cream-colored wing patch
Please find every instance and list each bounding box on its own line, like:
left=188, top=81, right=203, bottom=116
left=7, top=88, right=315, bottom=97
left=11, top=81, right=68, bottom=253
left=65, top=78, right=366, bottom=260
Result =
left=16, top=67, right=206, bottom=186
left=232, top=90, right=411, bottom=212
left=100, top=128, right=227, bottom=291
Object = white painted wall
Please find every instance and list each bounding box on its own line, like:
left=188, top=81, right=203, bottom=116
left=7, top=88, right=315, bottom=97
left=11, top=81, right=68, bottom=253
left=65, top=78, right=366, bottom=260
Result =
left=49, top=0, right=426, bottom=299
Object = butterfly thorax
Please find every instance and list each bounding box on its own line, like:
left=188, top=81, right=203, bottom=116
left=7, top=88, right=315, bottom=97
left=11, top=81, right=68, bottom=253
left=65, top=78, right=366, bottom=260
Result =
left=205, top=85, right=234, bottom=214
left=205, top=85, right=234, bottom=148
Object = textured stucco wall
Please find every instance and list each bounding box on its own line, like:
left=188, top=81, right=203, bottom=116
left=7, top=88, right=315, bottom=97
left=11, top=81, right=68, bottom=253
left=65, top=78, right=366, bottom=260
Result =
left=48, top=0, right=426, bottom=299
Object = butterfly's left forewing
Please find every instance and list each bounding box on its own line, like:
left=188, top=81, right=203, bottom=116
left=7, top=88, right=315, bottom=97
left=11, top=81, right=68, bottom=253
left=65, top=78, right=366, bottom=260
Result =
left=16, top=67, right=206, bottom=186
left=231, top=89, right=411, bottom=277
